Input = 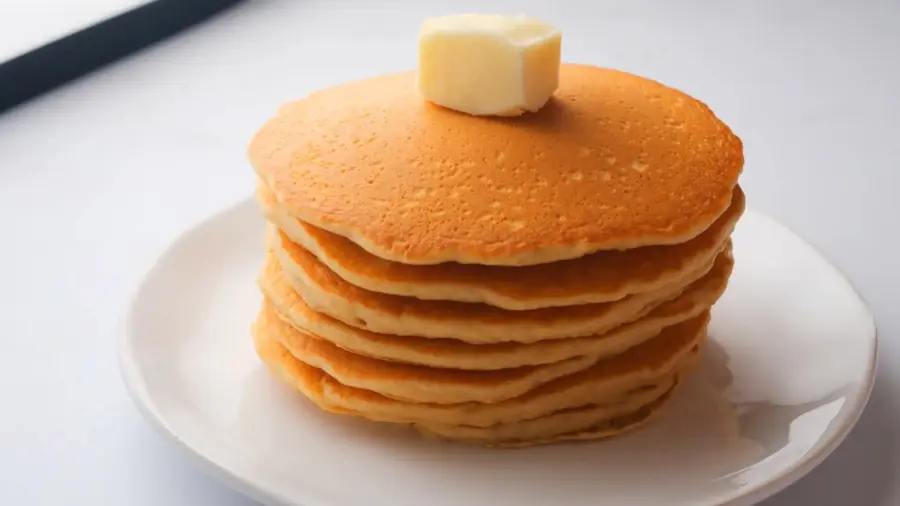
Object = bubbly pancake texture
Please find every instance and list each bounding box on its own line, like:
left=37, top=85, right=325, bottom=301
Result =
left=270, top=226, right=722, bottom=343
left=259, top=246, right=733, bottom=369
left=248, top=64, right=743, bottom=266
left=253, top=305, right=706, bottom=429
left=258, top=182, right=744, bottom=309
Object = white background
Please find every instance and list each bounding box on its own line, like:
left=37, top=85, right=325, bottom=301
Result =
left=0, top=0, right=898, bottom=504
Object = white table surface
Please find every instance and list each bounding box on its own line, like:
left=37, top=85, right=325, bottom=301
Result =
left=1, top=1, right=898, bottom=504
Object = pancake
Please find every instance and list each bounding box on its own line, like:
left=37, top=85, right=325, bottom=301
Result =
left=260, top=246, right=733, bottom=369
left=415, top=379, right=676, bottom=447
left=474, top=405, right=665, bottom=448
left=258, top=181, right=743, bottom=309
left=262, top=299, right=600, bottom=404
left=270, top=229, right=724, bottom=343
left=248, top=64, right=744, bottom=266
left=252, top=306, right=707, bottom=427
left=261, top=300, right=702, bottom=404
left=416, top=348, right=701, bottom=447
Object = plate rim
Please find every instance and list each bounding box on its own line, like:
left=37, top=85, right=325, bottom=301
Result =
left=117, top=198, right=879, bottom=506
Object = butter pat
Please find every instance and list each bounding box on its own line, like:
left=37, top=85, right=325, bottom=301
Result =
left=416, top=13, right=562, bottom=117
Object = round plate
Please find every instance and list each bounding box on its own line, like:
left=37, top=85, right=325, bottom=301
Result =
left=119, top=200, right=877, bottom=506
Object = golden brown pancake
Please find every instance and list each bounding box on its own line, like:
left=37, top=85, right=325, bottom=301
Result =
left=261, top=300, right=703, bottom=405
left=258, top=181, right=744, bottom=309
left=260, top=247, right=733, bottom=369
left=415, top=380, right=677, bottom=447
left=252, top=304, right=707, bottom=427
left=248, top=64, right=743, bottom=266
left=270, top=226, right=727, bottom=342
left=262, top=300, right=600, bottom=404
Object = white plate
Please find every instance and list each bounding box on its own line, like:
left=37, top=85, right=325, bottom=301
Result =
left=119, top=199, right=877, bottom=506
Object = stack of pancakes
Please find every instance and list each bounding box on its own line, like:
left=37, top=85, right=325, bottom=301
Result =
left=247, top=64, right=744, bottom=447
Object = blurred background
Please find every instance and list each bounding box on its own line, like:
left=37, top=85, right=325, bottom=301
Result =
left=0, top=1, right=897, bottom=506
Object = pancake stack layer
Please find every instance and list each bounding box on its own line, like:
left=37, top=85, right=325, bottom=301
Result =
left=247, top=64, right=745, bottom=447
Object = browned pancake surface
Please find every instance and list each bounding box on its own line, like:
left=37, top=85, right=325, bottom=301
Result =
left=274, top=228, right=723, bottom=327
left=259, top=184, right=743, bottom=309
left=262, top=297, right=706, bottom=404
left=259, top=247, right=733, bottom=369
left=249, top=64, right=744, bottom=265
left=252, top=305, right=707, bottom=428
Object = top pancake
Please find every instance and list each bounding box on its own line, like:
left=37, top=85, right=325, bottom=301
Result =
left=248, top=63, right=744, bottom=266
left=259, top=181, right=743, bottom=310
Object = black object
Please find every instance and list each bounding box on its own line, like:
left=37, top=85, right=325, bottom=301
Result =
left=0, top=0, right=245, bottom=114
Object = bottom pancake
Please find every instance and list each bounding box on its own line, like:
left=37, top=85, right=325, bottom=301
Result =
left=417, top=347, right=701, bottom=447
left=416, top=381, right=677, bottom=448
left=252, top=306, right=707, bottom=430
left=255, top=314, right=681, bottom=446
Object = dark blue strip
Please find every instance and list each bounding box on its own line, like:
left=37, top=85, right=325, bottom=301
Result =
left=0, top=0, right=245, bottom=114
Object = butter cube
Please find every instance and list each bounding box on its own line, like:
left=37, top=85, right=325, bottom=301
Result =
left=416, top=14, right=562, bottom=117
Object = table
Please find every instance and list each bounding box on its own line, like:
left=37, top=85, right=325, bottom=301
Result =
left=1, top=1, right=897, bottom=504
